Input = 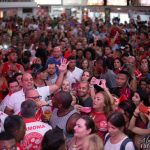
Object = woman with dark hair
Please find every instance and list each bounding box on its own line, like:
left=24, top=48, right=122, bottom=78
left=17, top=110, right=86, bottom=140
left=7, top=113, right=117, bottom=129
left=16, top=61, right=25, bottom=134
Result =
left=139, top=58, right=150, bottom=79
left=83, top=47, right=96, bottom=71
left=81, top=59, right=90, bottom=71
left=113, top=57, right=123, bottom=74
left=68, top=115, right=96, bottom=150
left=104, top=112, right=135, bottom=150
left=50, top=91, right=80, bottom=141
left=42, top=127, right=66, bottom=150
left=80, top=70, right=92, bottom=82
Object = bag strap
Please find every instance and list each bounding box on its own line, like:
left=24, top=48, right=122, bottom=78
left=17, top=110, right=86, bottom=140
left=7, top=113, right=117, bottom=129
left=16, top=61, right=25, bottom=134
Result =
left=120, top=137, right=132, bottom=150
left=104, top=134, right=110, bottom=145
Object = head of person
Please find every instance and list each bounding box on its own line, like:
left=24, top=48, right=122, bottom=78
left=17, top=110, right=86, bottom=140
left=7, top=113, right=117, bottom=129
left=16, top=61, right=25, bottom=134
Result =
left=52, top=91, right=72, bottom=110
left=113, top=58, right=123, bottom=70
left=76, top=42, right=83, bottom=50
left=8, top=79, right=20, bottom=94
left=81, top=70, right=91, bottom=82
left=83, top=47, right=95, bottom=60
left=23, top=33, right=30, bottom=44
left=22, top=73, right=34, bottom=91
left=81, top=59, right=89, bottom=70
left=127, top=56, right=136, bottom=68
left=21, top=100, right=37, bottom=118
left=81, top=134, right=103, bottom=150
left=124, top=43, right=132, bottom=54
left=0, top=131, right=16, bottom=150
left=94, top=56, right=108, bottom=73
left=139, top=79, right=147, bottom=92
left=93, top=91, right=112, bottom=115
left=76, top=48, right=83, bottom=58
left=42, top=127, right=66, bottom=150
left=77, top=81, right=89, bottom=98
left=13, top=72, right=23, bottom=87
left=116, top=71, right=130, bottom=88
left=32, top=57, right=42, bottom=65
left=47, top=63, right=56, bottom=75
left=68, top=56, right=76, bottom=70
left=31, top=64, right=47, bottom=80
left=71, top=49, right=77, bottom=57
left=104, top=46, right=112, bottom=57
left=118, top=101, right=135, bottom=127
left=25, top=89, right=42, bottom=105
left=121, top=53, right=130, bottom=64
left=74, top=115, right=96, bottom=139
left=107, top=112, right=126, bottom=137
left=146, top=80, right=150, bottom=95
left=52, top=46, right=62, bottom=59
left=140, top=58, right=150, bottom=73
left=38, top=41, right=46, bottom=50
left=7, top=49, right=18, bottom=63
left=4, top=115, right=26, bottom=142
left=61, top=80, right=71, bottom=92
left=131, top=92, right=141, bottom=106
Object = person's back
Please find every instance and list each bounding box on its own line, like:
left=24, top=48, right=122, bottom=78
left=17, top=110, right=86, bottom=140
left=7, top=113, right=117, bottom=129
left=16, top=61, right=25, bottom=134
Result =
left=20, top=100, right=52, bottom=150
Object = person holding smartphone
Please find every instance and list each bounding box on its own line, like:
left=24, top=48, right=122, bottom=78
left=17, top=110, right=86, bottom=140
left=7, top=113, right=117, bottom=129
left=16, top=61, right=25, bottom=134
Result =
left=128, top=104, right=150, bottom=149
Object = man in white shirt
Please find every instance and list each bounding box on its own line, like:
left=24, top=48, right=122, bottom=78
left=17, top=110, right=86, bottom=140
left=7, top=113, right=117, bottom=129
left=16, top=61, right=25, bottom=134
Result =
left=4, top=59, right=68, bottom=115
left=0, top=79, right=20, bottom=112
left=65, top=56, right=83, bottom=86
left=0, top=111, right=7, bottom=133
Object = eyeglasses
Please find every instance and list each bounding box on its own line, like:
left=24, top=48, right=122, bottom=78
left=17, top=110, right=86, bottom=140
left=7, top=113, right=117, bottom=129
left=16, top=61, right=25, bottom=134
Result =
left=27, top=95, right=42, bottom=100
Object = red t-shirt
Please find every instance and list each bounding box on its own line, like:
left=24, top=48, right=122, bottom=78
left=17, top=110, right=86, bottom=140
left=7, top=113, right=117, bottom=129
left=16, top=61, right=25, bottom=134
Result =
left=90, top=110, right=107, bottom=141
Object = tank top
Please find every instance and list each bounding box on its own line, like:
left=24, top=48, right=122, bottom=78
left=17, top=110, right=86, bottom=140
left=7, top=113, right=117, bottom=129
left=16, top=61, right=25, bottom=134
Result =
left=50, top=108, right=78, bottom=136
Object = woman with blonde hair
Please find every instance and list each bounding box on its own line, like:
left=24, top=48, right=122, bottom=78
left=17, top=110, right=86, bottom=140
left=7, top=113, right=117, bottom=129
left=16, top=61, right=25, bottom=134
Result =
left=82, top=134, right=104, bottom=150
left=90, top=91, right=112, bottom=140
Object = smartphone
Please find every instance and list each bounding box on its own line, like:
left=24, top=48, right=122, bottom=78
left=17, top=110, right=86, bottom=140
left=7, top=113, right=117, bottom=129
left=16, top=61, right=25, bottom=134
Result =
left=139, top=103, right=149, bottom=114
left=94, top=79, right=100, bottom=85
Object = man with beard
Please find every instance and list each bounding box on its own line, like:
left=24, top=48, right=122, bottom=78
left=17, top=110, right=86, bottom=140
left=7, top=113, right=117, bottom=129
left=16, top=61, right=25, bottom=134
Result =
left=76, top=81, right=93, bottom=107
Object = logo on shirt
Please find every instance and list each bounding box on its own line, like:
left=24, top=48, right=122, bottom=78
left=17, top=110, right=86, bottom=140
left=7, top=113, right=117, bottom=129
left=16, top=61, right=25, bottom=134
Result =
left=22, top=132, right=42, bottom=150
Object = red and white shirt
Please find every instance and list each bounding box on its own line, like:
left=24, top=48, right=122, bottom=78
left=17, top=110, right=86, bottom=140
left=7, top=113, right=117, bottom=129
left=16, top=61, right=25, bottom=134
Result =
left=21, top=118, right=52, bottom=150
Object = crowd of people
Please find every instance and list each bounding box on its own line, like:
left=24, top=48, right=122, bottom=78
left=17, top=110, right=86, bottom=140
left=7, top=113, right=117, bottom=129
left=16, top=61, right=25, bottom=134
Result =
left=0, top=14, right=150, bottom=150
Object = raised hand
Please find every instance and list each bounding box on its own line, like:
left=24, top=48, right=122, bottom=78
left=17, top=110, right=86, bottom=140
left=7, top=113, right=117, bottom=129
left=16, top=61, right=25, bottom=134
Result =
left=57, top=58, right=69, bottom=73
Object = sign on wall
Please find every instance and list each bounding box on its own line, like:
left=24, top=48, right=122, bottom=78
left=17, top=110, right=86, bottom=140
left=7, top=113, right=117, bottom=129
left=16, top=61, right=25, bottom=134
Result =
left=35, top=0, right=61, bottom=5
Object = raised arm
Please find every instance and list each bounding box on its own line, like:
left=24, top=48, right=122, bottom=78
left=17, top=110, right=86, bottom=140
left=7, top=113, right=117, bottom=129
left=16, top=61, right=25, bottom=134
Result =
left=128, top=106, right=150, bottom=135
left=49, top=59, right=69, bottom=94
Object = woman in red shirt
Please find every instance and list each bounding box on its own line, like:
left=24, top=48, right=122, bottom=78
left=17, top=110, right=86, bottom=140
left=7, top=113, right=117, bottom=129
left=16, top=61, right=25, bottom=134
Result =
left=90, top=91, right=112, bottom=141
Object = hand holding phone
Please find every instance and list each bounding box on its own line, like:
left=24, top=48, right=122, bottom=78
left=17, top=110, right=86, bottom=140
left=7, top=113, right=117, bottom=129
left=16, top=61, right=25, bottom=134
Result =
left=139, top=103, right=149, bottom=114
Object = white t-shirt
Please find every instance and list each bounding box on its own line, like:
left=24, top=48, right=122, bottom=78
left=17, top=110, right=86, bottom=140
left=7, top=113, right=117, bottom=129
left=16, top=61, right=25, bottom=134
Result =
left=0, top=94, right=11, bottom=112
left=0, top=111, right=8, bottom=132
left=21, top=119, right=52, bottom=150
left=6, top=86, right=50, bottom=114
left=104, top=134, right=135, bottom=150
left=65, top=67, right=83, bottom=86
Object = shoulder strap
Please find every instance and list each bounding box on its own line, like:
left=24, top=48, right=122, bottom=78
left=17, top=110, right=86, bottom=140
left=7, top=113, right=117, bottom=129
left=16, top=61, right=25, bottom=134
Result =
left=104, top=134, right=110, bottom=145
left=120, top=137, right=132, bottom=150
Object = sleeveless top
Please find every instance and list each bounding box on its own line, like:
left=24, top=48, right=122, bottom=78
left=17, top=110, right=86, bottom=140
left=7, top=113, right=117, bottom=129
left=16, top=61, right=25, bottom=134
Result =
left=50, top=108, right=78, bottom=136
